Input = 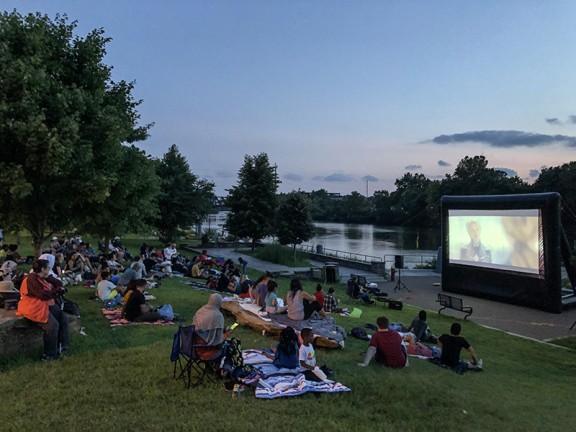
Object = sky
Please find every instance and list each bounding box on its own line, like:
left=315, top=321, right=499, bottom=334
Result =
left=3, top=1, right=576, bottom=196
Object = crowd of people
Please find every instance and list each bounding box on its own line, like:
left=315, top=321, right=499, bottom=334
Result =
left=4, top=235, right=483, bottom=376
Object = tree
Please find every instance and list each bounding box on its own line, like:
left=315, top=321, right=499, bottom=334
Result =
left=389, top=173, right=433, bottom=226
left=532, top=162, right=576, bottom=242
left=340, top=191, right=372, bottom=223
left=308, top=189, right=338, bottom=221
left=0, top=12, right=152, bottom=255
left=225, top=153, right=279, bottom=249
left=276, top=191, right=315, bottom=259
left=426, top=156, right=528, bottom=226
left=76, top=145, right=160, bottom=242
left=155, top=145, right=215, bottom=242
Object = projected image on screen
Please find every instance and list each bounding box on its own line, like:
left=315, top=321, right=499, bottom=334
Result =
left=448, top=209, right=541, bottom=274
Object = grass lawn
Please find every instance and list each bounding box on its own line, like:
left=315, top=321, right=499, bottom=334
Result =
left=1, top=235, right=575, bottom=431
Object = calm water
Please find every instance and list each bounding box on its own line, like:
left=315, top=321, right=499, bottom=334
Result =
left=306, top=222, right=441, bottom=259
left=201, top=212, right=441, bottom=258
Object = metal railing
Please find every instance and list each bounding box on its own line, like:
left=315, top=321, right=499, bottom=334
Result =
left=297, top=244, right=383, bottom=263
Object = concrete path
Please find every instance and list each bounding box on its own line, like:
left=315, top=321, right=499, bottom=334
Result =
left=193, top=247, right=576, bottom=342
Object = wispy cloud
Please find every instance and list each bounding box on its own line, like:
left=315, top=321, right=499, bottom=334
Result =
left=546, top=118, right=561, bottom=125
left=494, top=167, right=517, bottom=177
left=529, top=169, right=540, bottom=178
left=570, top=115, right=576, bottom=124
left=284, top=172, right=303, bottom=181
left=362, top=175, right=379, bottom=182
left=313, top=173, right=353, bottom=182
left=429, top=130, right=576, bottom=147
left=437, top=160, right=451, bottom=167
left=216, top=170, right=235, bottom=178
left=405, top=164, right=422, bottom=170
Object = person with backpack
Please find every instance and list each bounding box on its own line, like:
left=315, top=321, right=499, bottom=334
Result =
left=16, top=259, right=69, bottom=362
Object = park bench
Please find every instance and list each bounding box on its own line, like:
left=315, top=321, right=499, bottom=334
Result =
left=437, top=293, right=473, bottom=320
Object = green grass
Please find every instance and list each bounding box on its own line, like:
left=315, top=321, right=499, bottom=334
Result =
left=1, top=234, right=576, bottom=431
left=241, top=243, right=310, bottom=267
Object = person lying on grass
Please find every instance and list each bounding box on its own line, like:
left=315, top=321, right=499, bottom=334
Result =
left=436, top=322, right=483, bottom=372
left=358, top=316, right=408, bottom=368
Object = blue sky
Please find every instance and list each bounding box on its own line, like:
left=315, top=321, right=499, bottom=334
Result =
left=4, top=1, right=576, bottom=195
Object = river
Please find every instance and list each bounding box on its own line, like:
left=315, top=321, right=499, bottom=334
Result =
left=306, top=222, right=441, bottom=259
left=201, top=212, right=441, bottom=260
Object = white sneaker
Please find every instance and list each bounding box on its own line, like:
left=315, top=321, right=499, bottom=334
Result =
left=357, top=363, right=367, bottom=367
left=476, top=359, right=483, bottom=369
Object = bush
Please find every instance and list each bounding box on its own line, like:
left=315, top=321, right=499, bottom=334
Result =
left=244, top=244, right=310, bottom=267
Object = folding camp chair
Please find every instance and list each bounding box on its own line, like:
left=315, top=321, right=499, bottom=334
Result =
left=171, top=324, right=218, bottom=388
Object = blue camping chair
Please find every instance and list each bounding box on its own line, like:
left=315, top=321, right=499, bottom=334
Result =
left=171, top=324, right=218, bottom=388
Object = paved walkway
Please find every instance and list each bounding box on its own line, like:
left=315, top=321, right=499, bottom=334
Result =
left=195, top=247, right=576, bottom=342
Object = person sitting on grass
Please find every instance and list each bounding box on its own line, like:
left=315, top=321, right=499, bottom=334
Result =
left=323, top=287, right=343, bottom=314
left=97, top=271, right=121, bottom=307
left=263, top=326, right=300, bottom=369
left=16, top=259, right=69, bottom=362
left=406, top=310, right=438, bottom=343
left=436, top=322, right=483, bottom=372
left=122, top=279, right=161, bottom=322
left=347, top=275, right=374, bottom=304
left=191, top=258, right=207, bottom=278
left=314, top=283, right=325, bottom=306
left=286, top=278, right=328, bottom=321
left=265, top=280, right=287, bottom=315
left=192, top=293, right=234, bottom=361
left=299, top=327, right=332, bottom=381
left=358, top=316, right=408, bottom=368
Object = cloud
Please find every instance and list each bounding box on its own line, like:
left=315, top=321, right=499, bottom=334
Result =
left=429, top=130, right=576, bottom=147
left=405, top=164, right=422, bottom=170
left=216, top=170, right=235, bottom=178
left=437, top=160, right=451, bottom=167
left=546, top=118, right=561, bottom=125
left=324, top=173, right=353, bottom=182
left=494, top=167, right=517, bottom=177
left=570, top=115, right=576, bottom=124
left=284, top=172, right=303, bottom=181
left=529, top=169, right=540, bottom=178
left=362, top=175, right=379, bottom=182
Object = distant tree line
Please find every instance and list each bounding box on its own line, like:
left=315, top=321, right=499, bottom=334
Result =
left=306, top=155, right=576, bottom=238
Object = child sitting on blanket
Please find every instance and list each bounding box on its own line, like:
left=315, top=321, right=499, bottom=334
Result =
left=263, top=326, right=300, bottom=369
left=299, top=328, right=333, bottom=382
left=265, top=281, right=287, bottom=315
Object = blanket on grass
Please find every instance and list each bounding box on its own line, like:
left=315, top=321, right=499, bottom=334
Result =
left=234, top=298, right=346, bottom=344
left=242, top=350, right=351, bottom=399
left=101, top=308, right=174, bottom=327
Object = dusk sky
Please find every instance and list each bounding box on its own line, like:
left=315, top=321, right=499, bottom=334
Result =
left=4, top=1, right=576, bottom=196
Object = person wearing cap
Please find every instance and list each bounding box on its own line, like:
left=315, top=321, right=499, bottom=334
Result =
left=122, top=279, right=161, bottom=322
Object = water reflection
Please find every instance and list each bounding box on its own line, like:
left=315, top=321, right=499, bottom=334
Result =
left=308, top=222, right=441, bottom=258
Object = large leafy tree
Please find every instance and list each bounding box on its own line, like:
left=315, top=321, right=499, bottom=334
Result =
left=76, top=146, right=160, bottom=242
left=155, top=145, right=215, bottom=242
left=0, top=12, right=152, bottom=255
left=225, top=153, right=279, bottom=250
left=276, top=191, right=315, bottom=259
